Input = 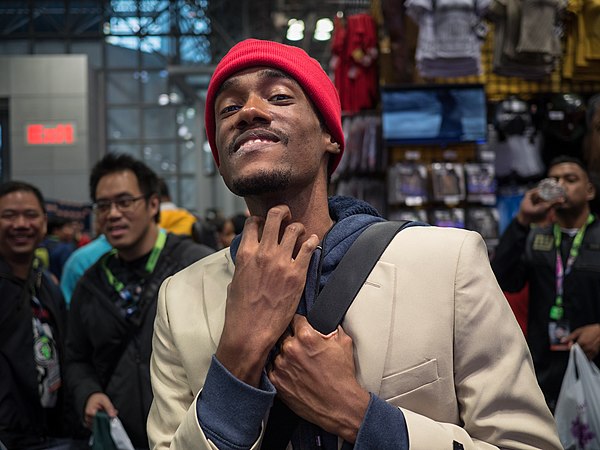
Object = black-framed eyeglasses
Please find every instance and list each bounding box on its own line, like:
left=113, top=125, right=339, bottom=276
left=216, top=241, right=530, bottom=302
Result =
left=92, top=195, right=147, bottom=215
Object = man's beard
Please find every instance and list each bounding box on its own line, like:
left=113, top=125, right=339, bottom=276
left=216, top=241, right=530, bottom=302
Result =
left=231, top=168, right=292, bottom=196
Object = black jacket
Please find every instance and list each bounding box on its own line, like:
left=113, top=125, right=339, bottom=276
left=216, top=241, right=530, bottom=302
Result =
left=492, top=216, right=600, bottom=407
left=0, top=258, right=69, bottom=449
left=65, top=234, right=212, bottom=448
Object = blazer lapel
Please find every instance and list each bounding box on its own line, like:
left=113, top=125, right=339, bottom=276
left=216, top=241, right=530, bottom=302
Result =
left=342, top=259, right=395, bottom=396
left=203, top=251, right=234, bottom=348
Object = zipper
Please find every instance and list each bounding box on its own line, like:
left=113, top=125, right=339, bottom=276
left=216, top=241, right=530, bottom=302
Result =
left=312, top=227, right=332, bottom=301
left=134, top=336, right=146, bottom=421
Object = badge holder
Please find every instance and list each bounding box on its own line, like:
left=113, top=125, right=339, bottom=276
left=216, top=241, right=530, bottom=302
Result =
left=549, top=305, right=570, bottom=351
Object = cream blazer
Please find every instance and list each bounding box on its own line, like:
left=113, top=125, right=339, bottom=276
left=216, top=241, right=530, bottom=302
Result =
left=147, top=226, right=562, bottom=450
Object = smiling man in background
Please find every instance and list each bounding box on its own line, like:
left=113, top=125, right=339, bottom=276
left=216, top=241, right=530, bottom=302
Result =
left=0, top=181, right=75, bottom=449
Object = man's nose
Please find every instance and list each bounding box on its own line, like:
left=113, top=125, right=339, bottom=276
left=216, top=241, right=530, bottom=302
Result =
left=236, top=94, right=271, bottom=128
left=106, top=202, right=123, bottom=218
left=13, top=214, right=28, bottom=227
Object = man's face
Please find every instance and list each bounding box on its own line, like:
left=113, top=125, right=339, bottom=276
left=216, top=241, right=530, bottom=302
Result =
left=0, top=191, right=47, bottom=264
left=548, top=162, right=595, bottom=212
left=94, top=170, right=159, bottom=253
left=213, top=68, right=339, bottom=197
left=57, top=221, right=76, bottom=243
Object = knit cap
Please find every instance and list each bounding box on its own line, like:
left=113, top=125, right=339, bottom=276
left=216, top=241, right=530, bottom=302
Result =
left=205, top=38, right=345, bottom=174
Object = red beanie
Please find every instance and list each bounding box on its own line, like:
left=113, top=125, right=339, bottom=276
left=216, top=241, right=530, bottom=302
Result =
left=205, top=39, right=345, bottom=174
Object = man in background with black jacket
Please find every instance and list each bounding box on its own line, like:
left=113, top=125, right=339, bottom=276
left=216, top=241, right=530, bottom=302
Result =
left=0, top=181, right=75, bottom=449
left=65, top=154, right=213, bottom=448
left=492, top=156, right=599, bottom=412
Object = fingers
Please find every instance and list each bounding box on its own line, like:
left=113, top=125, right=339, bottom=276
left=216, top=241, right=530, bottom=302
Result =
left=563, top=329, right=580, bottom=343
left=83, top=393, right=118, bottom=429
left=261, top=205, right=292, bottom=246
left=289, top=314, right=342, bottom=341
left=279, top=221, right=306, bottom=254
left=294, top=234, right=319, bottom=264
left=241, top=206, right=318, bottom=263
left=239, top=215, right=261, bottom=247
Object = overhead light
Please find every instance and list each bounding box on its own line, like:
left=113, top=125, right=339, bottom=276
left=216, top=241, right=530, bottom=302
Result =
left=314, top=18, right=334, bottom=41
left=286, top=19, right=304, bottom=41
left=178, top=125, right=189, bottom=138
left=158, top=94, right=170, bottom=106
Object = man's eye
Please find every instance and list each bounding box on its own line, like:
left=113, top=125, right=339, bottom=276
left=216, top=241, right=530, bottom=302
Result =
left=117, top=198, right=133, bottom=208
left=96, top=201, right=111, bottom=210
left=220, top=105, right=240, bottom=114
left=24, top=211, right=41, bottom=219
left=271, top=94, right=291, bottom=101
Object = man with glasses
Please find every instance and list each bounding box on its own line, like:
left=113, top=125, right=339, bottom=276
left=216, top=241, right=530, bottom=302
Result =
left=65, top=153, right=213, bottom=449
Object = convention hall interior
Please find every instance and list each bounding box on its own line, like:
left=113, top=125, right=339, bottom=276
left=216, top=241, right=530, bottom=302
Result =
left=0, top=0, right=599, bottom=248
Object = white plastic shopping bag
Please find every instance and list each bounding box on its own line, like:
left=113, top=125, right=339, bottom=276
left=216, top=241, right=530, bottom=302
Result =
left=554, top=343, right=600, bottom=450
left=110, top=416, right=135, bottom=450
left=91, top=411, right=135, bottom=450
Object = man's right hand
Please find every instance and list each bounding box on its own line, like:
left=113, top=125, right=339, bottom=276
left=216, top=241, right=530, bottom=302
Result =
left=516, top=187, right=563, bottom=227
left=84, top=392, right=118, bottom=429
left=215, top=205, right=319, bottom=387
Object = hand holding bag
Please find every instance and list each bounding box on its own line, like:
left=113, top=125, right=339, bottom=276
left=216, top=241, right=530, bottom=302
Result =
left=91, top=411, right=135, bottom=450
left=554, top=343, right=600, bottom=450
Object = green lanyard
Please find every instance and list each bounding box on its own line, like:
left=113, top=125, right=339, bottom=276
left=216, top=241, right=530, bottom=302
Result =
left=549, top=213, right=594, bottom=321
left=102, top=229, right=167, bottom=293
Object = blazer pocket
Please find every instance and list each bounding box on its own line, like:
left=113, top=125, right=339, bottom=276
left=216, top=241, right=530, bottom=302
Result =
left=379, top=359, right=439, bottom=401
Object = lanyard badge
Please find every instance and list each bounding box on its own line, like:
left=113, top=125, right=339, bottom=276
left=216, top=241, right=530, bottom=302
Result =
left=101, top=229, right=166, bottom=320
left=548, top=214, right=594, bottom=351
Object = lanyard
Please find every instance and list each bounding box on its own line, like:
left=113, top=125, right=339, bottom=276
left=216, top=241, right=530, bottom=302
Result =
left=549, top=213, right=594, bottom=320
left=102, top=229, right=167, bottom=293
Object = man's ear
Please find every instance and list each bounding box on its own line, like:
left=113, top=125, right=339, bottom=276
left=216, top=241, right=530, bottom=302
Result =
left=42, top=214, right=48, bottom=238
left=586, top=180, right=596, bottom=201
left=148, top=194, right=161, bottom=216
left=324, top=133, right=341, bottom=156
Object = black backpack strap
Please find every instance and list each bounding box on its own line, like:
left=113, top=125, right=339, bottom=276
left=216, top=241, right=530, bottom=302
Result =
left=307, top=220, right=411, bottom=334
left=262, top=220, right=413, bottom=449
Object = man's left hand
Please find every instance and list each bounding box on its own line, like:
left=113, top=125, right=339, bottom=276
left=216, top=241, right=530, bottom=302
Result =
left=565, top=323, right=600, bottom=360
left=268, top=314, right=370, bottom=443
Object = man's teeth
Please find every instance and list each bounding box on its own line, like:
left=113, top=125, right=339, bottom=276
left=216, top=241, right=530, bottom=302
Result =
left=240, top=139, right=273, bottom=149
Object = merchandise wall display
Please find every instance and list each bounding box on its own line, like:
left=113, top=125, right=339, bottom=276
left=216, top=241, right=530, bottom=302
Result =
left=563, top=0, right=600, bottom=81
left=388, top=162, right=429, bottom=206
left=331, top=13, right=379, bottom=113
left=486, top=0, right=562, bottom=79
left=466, top=207, right=500, bottom=246
left=336, top=115, right=383, bottom=176
left=464, top=162, right=497, bottom=203
left=405, top=0, right=490, bottom=78
left=385, top=160, right=499, bottom=246
left=431, top=162, right=466, bottom=202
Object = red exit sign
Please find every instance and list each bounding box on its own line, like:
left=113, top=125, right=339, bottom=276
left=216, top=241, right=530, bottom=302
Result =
left=26, top=123, right=76, bottom=145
